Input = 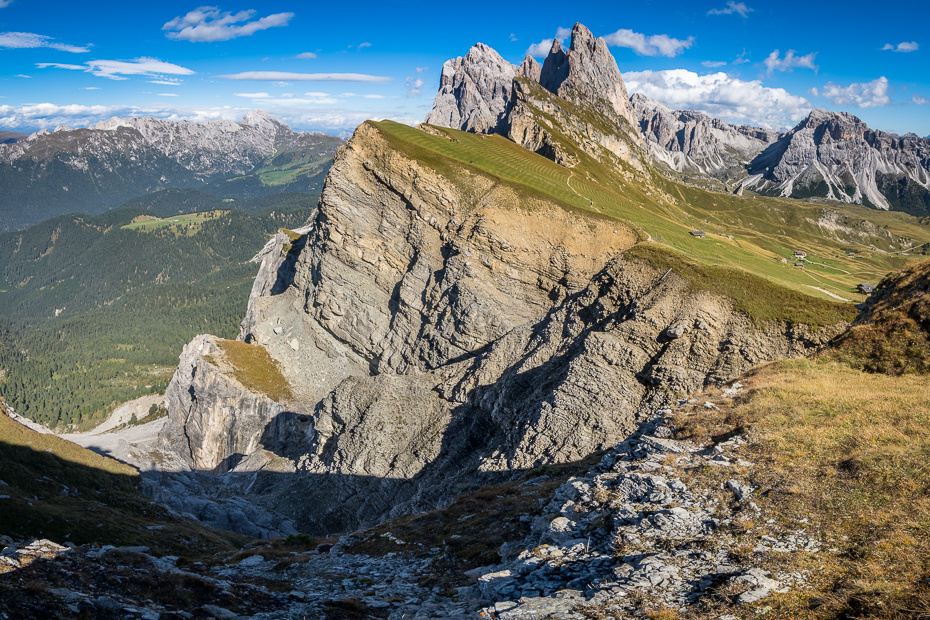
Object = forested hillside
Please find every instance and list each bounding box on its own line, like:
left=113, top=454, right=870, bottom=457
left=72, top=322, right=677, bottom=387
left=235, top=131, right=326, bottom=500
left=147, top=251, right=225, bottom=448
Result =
left=0, top=194, right=316, bottom=428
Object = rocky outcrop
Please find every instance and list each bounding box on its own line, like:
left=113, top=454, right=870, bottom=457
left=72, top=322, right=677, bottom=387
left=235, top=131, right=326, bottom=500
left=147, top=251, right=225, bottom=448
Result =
left=743, top=109, right=930, bottom=212
left=160, top=335, right=299, bottom=473
left=516, top=55, right=541, bottom=82
left=632, top=93, right=780, bottom=178
left=158, top=120, right=845, bottom=536
left=424, top=43, right=518, bottom=134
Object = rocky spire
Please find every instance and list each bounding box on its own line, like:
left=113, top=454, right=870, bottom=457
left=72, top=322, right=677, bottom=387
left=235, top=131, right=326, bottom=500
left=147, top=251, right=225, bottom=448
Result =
left=516, top=55, right=541, bottom=82
left=424, top=42, right=518, bottom=134
left=539, top=23, right=638, bottom=131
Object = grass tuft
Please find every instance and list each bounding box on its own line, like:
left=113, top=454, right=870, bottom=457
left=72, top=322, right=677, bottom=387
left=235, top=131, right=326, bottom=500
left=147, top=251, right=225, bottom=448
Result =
left=213, top=339, right=293, bottom=402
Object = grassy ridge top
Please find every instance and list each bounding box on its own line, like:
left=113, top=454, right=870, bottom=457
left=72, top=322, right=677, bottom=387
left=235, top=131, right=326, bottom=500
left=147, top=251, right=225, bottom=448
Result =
left=212, top=339, right=293, bottom=402
left=370, top=120, right=930, bottom=322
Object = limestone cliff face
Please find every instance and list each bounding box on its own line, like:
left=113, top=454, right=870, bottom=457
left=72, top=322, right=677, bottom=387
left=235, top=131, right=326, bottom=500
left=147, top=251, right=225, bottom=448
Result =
left=632, top=93, right=780, bottom=178
left=159, top=121, right=845, bottom=535
left=424, top=43, right=518, bottom=134
left=744, top=109, right=930, bottom=211
left=160, top=335, right=294, bottom=473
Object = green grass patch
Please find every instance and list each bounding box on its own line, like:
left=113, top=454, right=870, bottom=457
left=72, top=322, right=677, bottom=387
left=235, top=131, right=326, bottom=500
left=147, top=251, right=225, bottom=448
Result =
left=122, top=210, right=228, bottom=234
left=625, top=243, right=858, bottom=327
left=213, top=339, right=293, bottom=402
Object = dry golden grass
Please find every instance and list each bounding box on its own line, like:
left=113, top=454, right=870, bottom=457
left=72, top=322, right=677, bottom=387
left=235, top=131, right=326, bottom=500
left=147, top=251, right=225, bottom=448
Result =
left=825, top=257, right=930, bottom=375
left=675, top=359, right=930, bottom=618
left=214, top=339, right=294, bottom=402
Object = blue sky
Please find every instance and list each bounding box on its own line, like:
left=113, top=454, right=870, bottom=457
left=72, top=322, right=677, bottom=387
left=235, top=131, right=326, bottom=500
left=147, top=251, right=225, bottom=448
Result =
left=0, top=0, right=927, bottom=136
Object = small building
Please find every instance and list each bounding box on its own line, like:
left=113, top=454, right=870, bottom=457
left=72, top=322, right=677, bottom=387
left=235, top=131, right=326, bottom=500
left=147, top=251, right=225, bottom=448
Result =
left=794, top=262, right=805, bottom=268
left=794, top=250, right=807, bottom=257
left=690, top=230, right=706, bottom=238
left=858, top=282, right=876, bottom=294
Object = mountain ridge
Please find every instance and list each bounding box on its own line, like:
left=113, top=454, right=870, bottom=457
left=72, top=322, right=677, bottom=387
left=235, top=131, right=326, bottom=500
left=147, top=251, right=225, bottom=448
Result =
left=0, top=110, right=342, bottom=231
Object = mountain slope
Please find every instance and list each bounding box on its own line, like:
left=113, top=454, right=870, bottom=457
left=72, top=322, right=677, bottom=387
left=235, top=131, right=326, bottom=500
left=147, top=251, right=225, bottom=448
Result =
left=743, top=109, right=930, bottom=213
left=0, top=197, right=315, bottom=427
left=0, top=110, right=342, bottom=231
left=632, top=93, right=780, bottom=183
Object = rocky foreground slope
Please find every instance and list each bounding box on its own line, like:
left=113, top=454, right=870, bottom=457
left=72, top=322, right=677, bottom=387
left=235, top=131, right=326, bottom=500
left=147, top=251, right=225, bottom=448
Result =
left=154, top=115, right=846, bottom=541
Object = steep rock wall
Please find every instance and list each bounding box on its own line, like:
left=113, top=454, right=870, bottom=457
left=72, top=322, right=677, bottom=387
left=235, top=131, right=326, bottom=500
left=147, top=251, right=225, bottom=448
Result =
left=160, top=123, right=846, bottom=535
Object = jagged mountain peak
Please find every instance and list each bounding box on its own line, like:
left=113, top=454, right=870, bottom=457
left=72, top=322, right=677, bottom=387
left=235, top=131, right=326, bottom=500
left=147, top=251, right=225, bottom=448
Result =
left=743, top=109, right=930, bottom=212
left=241, top=108, right=287, bottom=130
left=423, top=41, right=518, bottom=133
left=633, top=93, right=780, bottom=179
left=538, top=22, right=638, bottom=131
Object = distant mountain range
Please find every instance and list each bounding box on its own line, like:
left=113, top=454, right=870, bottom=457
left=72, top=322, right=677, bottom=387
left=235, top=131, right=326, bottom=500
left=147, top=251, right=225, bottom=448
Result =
left=0, top=110, right=342, bottom=231
left=425, top=41, right=930, bottom=217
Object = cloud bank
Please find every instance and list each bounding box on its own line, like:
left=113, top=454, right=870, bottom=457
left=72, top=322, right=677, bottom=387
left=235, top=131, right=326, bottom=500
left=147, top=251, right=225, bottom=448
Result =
left=821, top=76, right=891, bottom=108
left=217, top=71, right=391, bottom=83
left=163, top=7, right=293, bottom=42
left=763, top=49, right=818, bottom=75
left=707, top=2, right=753, bottom=17
left=623, top=68, right=812, bottom=129
left=37, top=58, right=195, bottom=81
left=882, top=41, right=918, bottom=53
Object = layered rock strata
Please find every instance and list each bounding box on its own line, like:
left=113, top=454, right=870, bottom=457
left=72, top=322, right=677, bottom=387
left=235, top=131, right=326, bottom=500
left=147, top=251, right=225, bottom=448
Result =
left=158, top=120, right=844, bottom=535
left=632, top=93, right=780, bottom=178
left=743, top=109, right=930, bottom=211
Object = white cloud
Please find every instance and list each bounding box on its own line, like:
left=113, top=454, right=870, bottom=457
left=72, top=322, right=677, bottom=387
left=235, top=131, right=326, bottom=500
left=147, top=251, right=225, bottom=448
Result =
left=148, top=79, right=182, bottom=86
left=0, top=31, right=90, bottom=53
left=16, top=74, right=31, bottom=78
left=707, top=1, right=753, bottom=17
left=234, top=92, right=271, bottom=98
left=912, top=95, right=929, bottom=105
left=357, top=42, right=371, bottom=49
left=217, top=71, right=391, bottom=83
left=163, top=7, right=293, bottom=43
left=295, top=52, right=317, bottom=59
left=415, top=66, right=428, bottom=73
left=808, top=87, right=819, bottom=97
left=81, top=87, right=100, bottom=90
left=364, top=94, right=384, bottom=99
left=821, top=76, right=891, bottom=108
left=623, top=68, right=812, bottom=129
left=763, top=49, right=818, bottom=75
left=525, top=27, right=571, bottom=58
left=603, top=29, right=694, bottom=58
left=510, top=33, right=518, bottom=42
left=526, top=39, right=555, bottom=57
left=38, top=58, right=195, bottom=81
left=733, top=49, right=750, bottom=64
left=0, top=0, right=14, bottom=8
left=882, top=41, right=919, bottom=53
left=157, top=93, right=179, bottom=97
left=341, top=92, right=357, bottom=97
left=702, top=60, right=727, bottom=68
left=405, top=76, right=425, bottom=97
